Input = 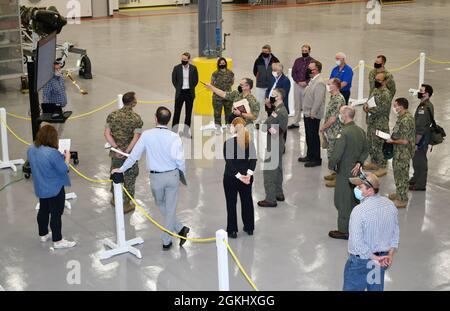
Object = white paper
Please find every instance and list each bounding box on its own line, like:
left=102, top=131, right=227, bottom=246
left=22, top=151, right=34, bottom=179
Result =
left=110, top=147, right=130, bottom=158
left=376, top=130, right=391, bottom=140
left=367, top=97, right=377, bottom=108
left=58, top=139, right=71, bottom=154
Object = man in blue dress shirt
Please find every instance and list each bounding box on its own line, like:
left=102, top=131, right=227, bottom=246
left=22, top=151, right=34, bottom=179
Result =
left=344, top=172, right=399, bottom=291
left=330, top=52, right=353, bottom=104
left=113, top=107, right=190, bottom=251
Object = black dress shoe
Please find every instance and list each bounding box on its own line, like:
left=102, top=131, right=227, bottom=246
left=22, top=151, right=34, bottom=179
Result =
left=288, top=124, right=300, bottom=129
left=178, top=226, right=190, bottom=247
left=304, top=161, right=322, bottom=168
left=328, top=230, right=349, bottom=240
left=276, top=194, right=285, bottom=202
left=162, top=242, right=173, bottom=250
left=228, top=231, right=237, bottom=239
left=257, top=200, right=277, bottom=208
left=409, top=185, right=426, bottom=191
left=409, top=179, right=415, bottom=185
left=298, top=156, right=311, bottom=162
left=245, top=230, right=253, bottom=236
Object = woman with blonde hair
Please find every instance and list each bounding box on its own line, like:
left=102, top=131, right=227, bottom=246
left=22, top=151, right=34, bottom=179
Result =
left=223, top=117, right=257, bottom=238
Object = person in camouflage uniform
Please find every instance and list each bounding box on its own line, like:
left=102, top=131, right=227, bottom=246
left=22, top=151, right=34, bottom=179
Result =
left=205, top=78, right=259, bottom=127
left=104, top=92, right=143, bottom=213
left=386, top=98, right=415, bottom=208
left=368, top=55, right=396, bottom=99
left=211, top=57, right=235, bottom=127
left=363, top=72, right=392, bottom=177
left=320, top=78, right=345, bottom=187
left=257, top=88, right=289, bottom=208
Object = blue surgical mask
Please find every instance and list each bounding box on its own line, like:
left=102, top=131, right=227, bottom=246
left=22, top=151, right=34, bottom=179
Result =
left=354, top=187, right=363, bottom=201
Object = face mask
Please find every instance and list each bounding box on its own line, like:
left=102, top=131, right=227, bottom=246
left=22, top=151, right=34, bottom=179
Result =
left=338, top=114, right=344, bottom=123
left=181, top=60, right=188, bottom=66
left=272, top=71, right=278, bottom=78
left=270, top=96, right=277, bottom=104
left=354, top=187, right=363, bottom=201
left=237, top=85, right=243, bottom=93
left=417, top=92, right=424, bottom=99
left=336, top=60, right=342, bottom=66
left=262, top=53, right=270, bottom=58
left=306, top=68, right=312, bottom=79
left=374, top=81, right=382, bottom=88
left=326, top=85, right=331, bottom=92
left=219, top=64, right=226, bottom=70
left=302, top=53, right=309, bottom=58
left=374, top=62, right=382, bottom=69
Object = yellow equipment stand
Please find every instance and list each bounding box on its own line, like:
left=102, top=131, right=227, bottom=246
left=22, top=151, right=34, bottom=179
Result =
left=192, top=57, right=233, bottom=116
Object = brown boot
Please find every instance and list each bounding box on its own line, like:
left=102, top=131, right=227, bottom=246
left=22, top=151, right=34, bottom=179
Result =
left=323, top=172, right=336, bottom=181
left=123, top=201, right=135, bottom=214
left=363, top=162, right=378, bottom=170
left=388, top=193, right=397, bottom=201
left=374, top=167, right=387, bottom=177
left=325, top=180, right=336, bottom=187
left=394, top=199, right=408, bottom=209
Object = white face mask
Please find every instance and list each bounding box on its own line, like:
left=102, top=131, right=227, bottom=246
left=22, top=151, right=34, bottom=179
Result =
left=326, top=85, right=331, bottom=92
left=339, top=114, right=344, bottom=123
left=272, top=71, right=278, bottom=78
left=336, top=60, right=342, bottom=66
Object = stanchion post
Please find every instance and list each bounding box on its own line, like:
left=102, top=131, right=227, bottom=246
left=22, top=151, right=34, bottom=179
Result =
left=287, top=68, right=295, bottom=117
left=99, top=172, right=144, bottom=260
left=118, top=94, right=123, bottom=109
left=419, top=52, right=426, bottom=87
left=357, top=60, right=365, bottom=101
left=216, top=229, right=230, bottom=291
left=0, top=108, right=25, bottom=172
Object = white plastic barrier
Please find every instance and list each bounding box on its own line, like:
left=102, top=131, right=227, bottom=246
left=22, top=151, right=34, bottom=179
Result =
left=350, top=60, right=368, bottom=107
left=409, top=52, right=426, bottom=96
left=287, top=68, right=295, bottom=117
left=216, top=229, right=230, bottom=291
left=0, top=108, right=25, bottom=172
left=117, top=93, right=124, bottom=109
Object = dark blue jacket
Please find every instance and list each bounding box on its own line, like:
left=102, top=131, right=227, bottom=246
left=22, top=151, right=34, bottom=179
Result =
left=265, top=74, right=291, bottom=113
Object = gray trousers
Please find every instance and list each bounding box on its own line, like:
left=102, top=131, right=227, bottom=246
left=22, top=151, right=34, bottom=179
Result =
left=411, top=147, right=428, bottom=189
left=263, top=140, right=284, bottom=202
left=150, top=170, right=183, bottom=245
left=291, top=83, right=306, bottom=125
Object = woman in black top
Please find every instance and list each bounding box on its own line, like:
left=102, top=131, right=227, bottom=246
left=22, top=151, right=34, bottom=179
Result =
left=223, top=117, right=257, bottom=238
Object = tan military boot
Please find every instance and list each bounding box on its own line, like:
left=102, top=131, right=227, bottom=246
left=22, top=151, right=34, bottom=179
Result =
left=123, top=201, right=135, bottom=214
left=374, top=167, right=387, bottom=177
left=324, top=172, right=336, bottom=181
left=325, top=180, right=336, bottom=187
left=388, top=193, right=397, bottom=201
left=394, top=199, right=408, bottom=209
left=363, top=162, right=378, bottom=170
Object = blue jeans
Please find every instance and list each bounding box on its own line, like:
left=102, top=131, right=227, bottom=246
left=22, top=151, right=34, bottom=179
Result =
left=343, top=253, right=388, bottom=291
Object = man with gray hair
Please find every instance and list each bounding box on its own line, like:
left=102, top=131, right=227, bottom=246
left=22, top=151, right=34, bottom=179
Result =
left=330, top=52, right=354, bottom=104
left=328, top=105, right=368, bottom=240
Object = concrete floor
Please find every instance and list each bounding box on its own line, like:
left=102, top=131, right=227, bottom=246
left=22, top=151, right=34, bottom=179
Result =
left=1, top=0, right=450, bottom=291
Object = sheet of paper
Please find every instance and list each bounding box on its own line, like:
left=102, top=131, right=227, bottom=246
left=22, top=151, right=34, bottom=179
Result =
left=110, top=147, right=130, bottom=158
left=367, top=97, right=377, bottom=108
left=376, top=130, right=391, bottom=140
left=58, top=139, right=71, bottom=154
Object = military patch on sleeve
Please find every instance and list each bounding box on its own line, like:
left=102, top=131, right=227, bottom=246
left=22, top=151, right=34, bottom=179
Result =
left=336, top=134, right=342, bottom=139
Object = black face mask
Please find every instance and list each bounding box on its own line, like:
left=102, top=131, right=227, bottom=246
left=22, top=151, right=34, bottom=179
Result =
left=302, top=53, right=309, bottom=58
left=237, top=85, right=243, bottom=93
left=374, top=81, right=382, bottom=88
left=417, top=92, right=424, bottom=99
left=262, top=53, right=270, bottom=58
left=218, top=64, right=226, bottom=70
left=270, top=96, right=276, bottom=104
left=305, top=68, right=312, bottom=79
left=181, top=60, right=188, bottom=66
left=374, top=63, right=382, bottom=69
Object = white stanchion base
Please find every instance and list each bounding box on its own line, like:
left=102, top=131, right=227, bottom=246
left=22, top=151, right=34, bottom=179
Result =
left=35, top=192, right=77, bottom=210
left=0, top=159, right=25, bottom=172
left=350, top=98, right=368, bottom=107
left=409, top=88, right=419, bottom=96
left=99, top=237, right=144, bottom=260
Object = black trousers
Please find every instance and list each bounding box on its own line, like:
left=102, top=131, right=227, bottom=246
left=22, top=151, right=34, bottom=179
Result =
left=341, top=90, right=351, bottom=105
left=304, top=116, right=321, bottom=162
left=37, top=187, right=65, bottom=242
left=223, top=174, right=254, bottom=233
left=172, top=89, right=194, bottom=129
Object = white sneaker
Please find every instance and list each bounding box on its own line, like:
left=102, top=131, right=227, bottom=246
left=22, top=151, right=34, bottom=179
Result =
left=40, top=233, right=51, bottom=242
left=53, top=239, right=77, bottom=249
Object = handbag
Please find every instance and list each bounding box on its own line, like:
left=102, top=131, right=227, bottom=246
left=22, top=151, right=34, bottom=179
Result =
left=427, top=106, right=446, bottom=146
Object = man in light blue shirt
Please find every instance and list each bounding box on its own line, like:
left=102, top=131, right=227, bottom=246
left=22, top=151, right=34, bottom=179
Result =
left=344, top=172, right=399, bottom=291
left=113, top=107, right=190, bottom=251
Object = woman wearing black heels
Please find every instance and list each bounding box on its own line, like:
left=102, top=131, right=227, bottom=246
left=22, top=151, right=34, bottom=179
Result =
left=223, top=117, right=257, bottom=238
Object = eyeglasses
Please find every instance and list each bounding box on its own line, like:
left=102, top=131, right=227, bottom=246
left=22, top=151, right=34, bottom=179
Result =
left=358, top=169, right=374, bottom=189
